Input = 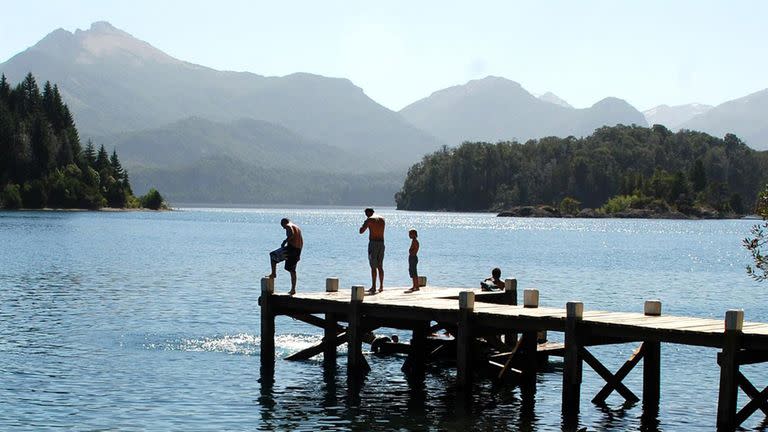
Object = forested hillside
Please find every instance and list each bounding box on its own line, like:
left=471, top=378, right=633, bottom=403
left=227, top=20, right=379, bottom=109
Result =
left=395, top=125, right=768, bottom=215
left=0, top=73, right=161, bottom=209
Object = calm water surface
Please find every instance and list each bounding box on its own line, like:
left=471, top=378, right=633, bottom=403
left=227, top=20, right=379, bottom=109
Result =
left=1, top=208, right=767, bottom=431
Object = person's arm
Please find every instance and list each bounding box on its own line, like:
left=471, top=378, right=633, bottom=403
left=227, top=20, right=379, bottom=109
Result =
left=282, top=226, right=292, bottom=247
left=359, top=219, right=369, bottom=234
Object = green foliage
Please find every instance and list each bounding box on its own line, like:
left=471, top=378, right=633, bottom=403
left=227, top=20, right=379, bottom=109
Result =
left=600, top=195, right=635, bottom=214
left=745, top=184, right=768, bottom=282
left=0, top=73, right=161, bottom=209
left=21, top=180, right=47, bottom=209
left=396, top=125, right=767, bottom=213
left=559, top=197, right=581, bottom=216
left=1, top=183, right=22, bottom=209
left=140, top=188, right=165, bottom=210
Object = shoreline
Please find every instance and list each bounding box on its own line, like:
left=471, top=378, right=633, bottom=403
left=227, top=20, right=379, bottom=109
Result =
left=496, top=205, right=749, bottom=220
left=1, top=207, right=170, bottom=212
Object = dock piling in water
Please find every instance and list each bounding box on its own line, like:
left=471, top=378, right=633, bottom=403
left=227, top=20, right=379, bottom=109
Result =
left=260, top=277, right=275, bottom=376
left=562, top=301, right=584, bottom=418
left=717, top=309, right=744, bottom=430
left=457, top=291, right=475, bottom=389
left=643, top=300, right=662, bottom=410
left=324, top=277, right=339, bottom=368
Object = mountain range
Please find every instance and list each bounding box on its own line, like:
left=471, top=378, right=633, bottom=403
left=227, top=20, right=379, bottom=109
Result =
left=1, top=21, right=765, bottom=204
left=643, top=103, right=713, bottom=130
left=399, top=76, right=648, bottom=145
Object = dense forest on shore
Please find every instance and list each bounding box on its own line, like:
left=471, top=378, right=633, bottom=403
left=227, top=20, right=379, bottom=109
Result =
left=0, top=73, right=164, bottom=210
left=395, top=125, right=768, bottom=216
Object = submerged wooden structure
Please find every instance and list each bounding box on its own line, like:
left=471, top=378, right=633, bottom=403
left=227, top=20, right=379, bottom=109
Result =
left=259, top=277, right=768, bottom=430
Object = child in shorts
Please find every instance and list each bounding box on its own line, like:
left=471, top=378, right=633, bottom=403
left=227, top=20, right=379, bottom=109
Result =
left=405, top=229, right=420, bottom=293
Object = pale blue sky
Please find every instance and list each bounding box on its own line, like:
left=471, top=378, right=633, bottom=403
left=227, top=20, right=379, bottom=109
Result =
left=1, top=0, right=766, bottom=111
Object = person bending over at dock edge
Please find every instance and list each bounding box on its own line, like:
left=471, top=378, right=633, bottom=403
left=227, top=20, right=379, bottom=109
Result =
left=359, top=208, right=385, bottom=294
left=481, top=267, right=505, bottom=291
left=267, top=218, right=303, bottom=295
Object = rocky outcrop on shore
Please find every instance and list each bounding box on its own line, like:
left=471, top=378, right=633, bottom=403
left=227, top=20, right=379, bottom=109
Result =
left=498, top=205, right=734, bottom=219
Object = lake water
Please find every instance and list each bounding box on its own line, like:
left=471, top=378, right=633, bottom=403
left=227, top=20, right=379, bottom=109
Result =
left=1, top=208, right=767, bottom=431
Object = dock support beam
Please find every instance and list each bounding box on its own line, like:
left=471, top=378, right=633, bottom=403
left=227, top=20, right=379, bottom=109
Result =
left=347, top=285, right=367, bottom=379
left=643, top=300, right=662, bottom=410
left=324, top=278, right=340, bottom=369
left=457, top=291, right=475, bottom=389
left=563, top=301, right=584, bottom=419
left=408, top=321, right=429, bottom=378
left=260, top=277, right=275, bottom=377
left=504, top=278, right=518, bottom=346
left=717, top=309, right=744, bottom=431
left=521, top=288, right=539, bottom=393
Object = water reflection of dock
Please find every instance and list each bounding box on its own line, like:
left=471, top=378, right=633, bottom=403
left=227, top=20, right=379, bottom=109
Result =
left=259, top=277, right=768, bottom=430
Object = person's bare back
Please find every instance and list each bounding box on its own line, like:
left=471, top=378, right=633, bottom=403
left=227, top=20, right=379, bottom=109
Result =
left=363, top=216, right=385, bottom=241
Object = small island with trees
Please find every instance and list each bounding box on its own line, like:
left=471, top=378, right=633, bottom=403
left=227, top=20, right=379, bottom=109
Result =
left=0, top=73, right=165, bottom=210
left=396, top=124, right=768, bottom=219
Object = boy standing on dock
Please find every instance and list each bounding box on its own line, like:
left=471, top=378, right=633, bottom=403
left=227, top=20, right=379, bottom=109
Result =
left=405, top=229, right=420, bottom=293
left=267, top=218, right=303, bottom=295
left=359, top=208, right=385, bottom=294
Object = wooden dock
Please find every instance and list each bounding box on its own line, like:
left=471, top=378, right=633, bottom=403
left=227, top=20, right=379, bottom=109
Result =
left=259, top=277, right=768, bottom=431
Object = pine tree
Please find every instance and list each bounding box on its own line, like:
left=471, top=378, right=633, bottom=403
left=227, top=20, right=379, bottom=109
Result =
left=691, top=159, right=707, bottom=192
left=110, top=149, right=124, bottom=179
left=84, top=140, right=97, bottom=167
left=96, top=144, right=110, bottom=173
left=19, top=73, right=41, bottom=115
left=0, top=74, right=10, bottom=101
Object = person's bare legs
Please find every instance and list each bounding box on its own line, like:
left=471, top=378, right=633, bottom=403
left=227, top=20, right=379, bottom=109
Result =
left=288, top=270, right=297, bottom=295
left=377, top=267, right=384, bottom=292
left=267, top=259, right=277, bottom=278
left=368, top=267, right=377, bottom=294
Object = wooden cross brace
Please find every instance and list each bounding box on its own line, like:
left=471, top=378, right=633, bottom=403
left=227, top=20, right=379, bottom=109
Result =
left=735, top=372, right=768, bottom=426
left=584, top=343, right=646, bottom=404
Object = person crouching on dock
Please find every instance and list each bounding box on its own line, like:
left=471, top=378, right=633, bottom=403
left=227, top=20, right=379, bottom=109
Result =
left=267, top=218, right=303, bottom=295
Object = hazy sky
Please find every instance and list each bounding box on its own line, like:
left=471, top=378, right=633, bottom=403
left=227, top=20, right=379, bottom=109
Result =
left=1, top=0, right=766, bottom=111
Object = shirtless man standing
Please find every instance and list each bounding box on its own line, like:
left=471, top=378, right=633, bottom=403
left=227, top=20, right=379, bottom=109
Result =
left=267, top=218, right=303, bottom=295
left=359, top=208, right=385, bottom=294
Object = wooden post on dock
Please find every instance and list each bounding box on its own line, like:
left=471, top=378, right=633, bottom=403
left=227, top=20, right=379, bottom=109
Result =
left=260, top=277, right=275, bottom=376
left=324, top=278, right=339, bottom=368
left=347, top=285, right=365, bottom=379
left=409, top=321, right=429, bottom=378
left=717, top=309, right=744, bottom=431
left=504, top=278, right=518, bottom=346
left=457, top=291, right=475, bottom=389
left=643, top=300, right=662, bottom=410
left=562, top=301, right=584, bottom=418
left=521, top=288, right=539, bottom=392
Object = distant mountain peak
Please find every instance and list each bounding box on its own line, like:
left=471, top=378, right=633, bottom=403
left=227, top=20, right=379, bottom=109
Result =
left=26, top=21, right=181, bottom=66
left=591, top=96, right=632, bottom=108
left=643, top=103, right=714, bottom=130
left=466, top=75, right=523, bottom=89
left=539, top=91, right=572, bottom=108
left=86, top=21, right=123, bottom=34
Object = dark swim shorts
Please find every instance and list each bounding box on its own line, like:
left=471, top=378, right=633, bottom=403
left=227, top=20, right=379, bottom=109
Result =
left=408, top=255, right=418, bottom=278
left=368, top=240, right=385, bottom=268
left=284, top=245, right=301, bottom=272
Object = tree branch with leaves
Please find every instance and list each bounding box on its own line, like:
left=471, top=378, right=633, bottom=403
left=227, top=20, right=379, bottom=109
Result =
left=745, top=184, right=768, bottom=281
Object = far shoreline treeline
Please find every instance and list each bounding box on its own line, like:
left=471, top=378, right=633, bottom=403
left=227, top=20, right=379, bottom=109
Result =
left=0, top=73, right=166, bottom=210
left=395, top=124, right=768, bottom=218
